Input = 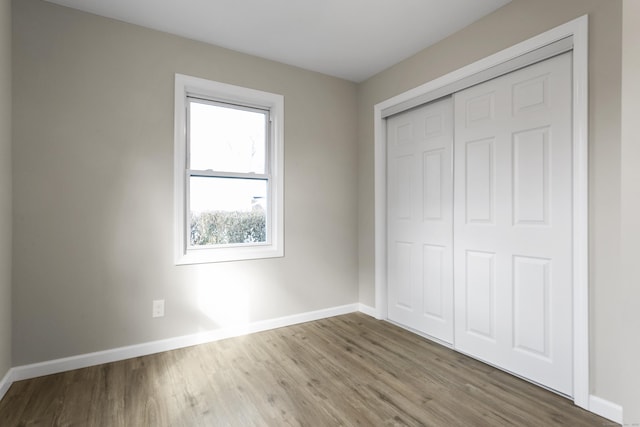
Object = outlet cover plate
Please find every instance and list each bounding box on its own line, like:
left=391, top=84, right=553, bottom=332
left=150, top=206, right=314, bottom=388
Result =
left=152, top=299, right=165, bottom=318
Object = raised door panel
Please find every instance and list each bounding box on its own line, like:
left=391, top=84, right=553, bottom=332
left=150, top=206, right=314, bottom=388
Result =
left=423, top=150, right=444, bottom=221
left=423, top=245, right=445, bottom=320
left=465, top=138, right=495, bottom=225
left=464, top=251, right=496, bottom=341
left=513, top=256, right=550, bottom=358
left=391, top=155, right=414, bottom=221
left=393, top=242, right=414, bottom=310
left=512, top=128, right=549, bottom=225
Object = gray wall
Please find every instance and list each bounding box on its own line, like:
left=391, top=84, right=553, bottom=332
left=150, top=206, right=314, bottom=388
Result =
left=12, top=0, right=358, bottom=365
left=619, top=0, right=640, bottom=422
left=357, top=0, right=630, bottom=419
left=0, top=0, right=12, bottom=381
left=8, top=0, right=638, bottom=422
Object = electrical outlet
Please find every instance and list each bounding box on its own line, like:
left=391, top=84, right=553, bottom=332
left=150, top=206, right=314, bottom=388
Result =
left=152, top=299, right=165, bottom=318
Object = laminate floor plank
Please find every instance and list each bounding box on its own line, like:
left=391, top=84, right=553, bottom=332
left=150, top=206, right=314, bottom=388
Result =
left=314, top=317, right=509, bottom=426
left=300, top=323, right=438, bottom=425
left=0, top=313, right=614, bottom=426
left=253, top=330, right=381, bottom=426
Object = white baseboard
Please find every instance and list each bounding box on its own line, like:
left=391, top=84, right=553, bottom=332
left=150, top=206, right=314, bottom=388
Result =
left=357, top=303, right=377, bottom=318
left=8, top=303, right=361, bottom=385
left=1, top=305, right=363, bottom=401
left=0, top=368, right=14, bottom=402
left=3, top=303, right=623, bottom=427
left=589, top=395, right=623, bottom=424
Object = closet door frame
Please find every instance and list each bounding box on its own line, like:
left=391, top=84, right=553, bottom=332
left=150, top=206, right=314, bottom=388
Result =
left=373, top=16, right=589, bottom=409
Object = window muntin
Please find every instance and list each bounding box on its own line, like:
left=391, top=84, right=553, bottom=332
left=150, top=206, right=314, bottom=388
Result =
left=174, top=74, right=284, bottom=264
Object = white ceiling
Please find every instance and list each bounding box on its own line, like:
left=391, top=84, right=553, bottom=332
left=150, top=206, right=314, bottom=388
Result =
left=44, top=0, right=511, bottom=82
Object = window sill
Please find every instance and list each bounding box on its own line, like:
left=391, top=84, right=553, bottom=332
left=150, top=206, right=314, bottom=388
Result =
left=175, top=244, right=284, bottom=265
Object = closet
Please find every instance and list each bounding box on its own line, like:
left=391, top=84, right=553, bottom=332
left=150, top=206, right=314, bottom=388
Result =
left=386, top=52, right=573, bottom=396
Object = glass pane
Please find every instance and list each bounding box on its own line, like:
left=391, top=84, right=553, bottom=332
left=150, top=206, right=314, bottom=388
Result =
left=189, top=176, right=267, bottom=246
left=189, top=100, right=266, bottom=173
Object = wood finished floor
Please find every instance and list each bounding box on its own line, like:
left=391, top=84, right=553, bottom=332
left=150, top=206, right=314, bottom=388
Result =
left=0, top=313, right=613, bottom=426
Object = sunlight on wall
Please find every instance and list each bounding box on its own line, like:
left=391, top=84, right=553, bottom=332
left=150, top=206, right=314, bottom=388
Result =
left=196, top=265, right=251, bottom=329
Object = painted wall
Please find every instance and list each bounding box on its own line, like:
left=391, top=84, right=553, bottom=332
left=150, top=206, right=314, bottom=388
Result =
left=0, top=0, right=12, bottom=381
left=357, top=0, right=627, bottom=415
left=11, top=0, right=358, bottom=365
left=8, top=0, right=636, bottom=421
left=619, top=0, right=640, bottom=423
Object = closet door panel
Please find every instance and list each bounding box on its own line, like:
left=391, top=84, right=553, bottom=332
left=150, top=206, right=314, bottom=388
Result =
left=387, top=97, right=454, bottom=343
left=453, top=52, right=573, bottom=396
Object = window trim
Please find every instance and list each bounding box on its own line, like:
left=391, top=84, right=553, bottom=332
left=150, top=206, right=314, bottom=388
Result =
left=174, top=74, right=284, bottom=264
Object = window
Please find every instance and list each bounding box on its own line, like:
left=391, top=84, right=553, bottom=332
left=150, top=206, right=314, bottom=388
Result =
left=174, top=74, right=284, bottom=264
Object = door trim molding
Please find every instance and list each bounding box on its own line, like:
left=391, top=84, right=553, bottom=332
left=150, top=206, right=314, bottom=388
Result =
left=373, top=15, right=589, bottom=409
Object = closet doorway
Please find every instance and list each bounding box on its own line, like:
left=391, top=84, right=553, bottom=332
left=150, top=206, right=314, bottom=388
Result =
left=376, top=17, right=588, bottom=404
left=387, top=52, right=572, bottom=396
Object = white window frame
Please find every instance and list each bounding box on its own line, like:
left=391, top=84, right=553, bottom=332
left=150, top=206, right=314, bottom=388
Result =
left=174, top=74, right=284, bottom=264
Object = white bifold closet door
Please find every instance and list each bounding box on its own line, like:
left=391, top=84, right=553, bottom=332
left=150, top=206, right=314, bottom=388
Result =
left=387, top=51, right=573, bottom=396
left=387, top=97, right=454, bottom=344
left=453, top=52, right=573, bottom=396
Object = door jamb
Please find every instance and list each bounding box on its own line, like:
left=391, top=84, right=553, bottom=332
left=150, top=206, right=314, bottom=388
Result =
left=373, top=15, right=589, bottom=409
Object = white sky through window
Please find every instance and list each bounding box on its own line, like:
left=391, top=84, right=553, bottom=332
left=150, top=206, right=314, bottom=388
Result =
left=189, top=100, right=267, bottom=213
left=189, top=177, right=267, bottom=213
left=189, top=101, right=266, bottom=173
